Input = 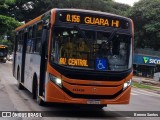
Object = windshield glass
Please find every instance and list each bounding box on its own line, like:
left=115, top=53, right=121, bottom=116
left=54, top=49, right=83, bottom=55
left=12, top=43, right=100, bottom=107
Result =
left=0, top=48, right=8, bottom=57
left=51, top=27, right=132, bottom=71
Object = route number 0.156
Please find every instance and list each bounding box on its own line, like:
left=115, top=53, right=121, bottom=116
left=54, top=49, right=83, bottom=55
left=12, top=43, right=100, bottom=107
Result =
left=66, top=14, right=80, bottom=23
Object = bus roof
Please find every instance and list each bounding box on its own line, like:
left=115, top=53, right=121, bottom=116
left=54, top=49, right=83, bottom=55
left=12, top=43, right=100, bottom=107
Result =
left=15, top=8, right=132, bottom=31
left=53, top=8, right=131, bottom=20
left=15, top=15, right=42, bottom=31
left=0, top=45, right=8, bottom=48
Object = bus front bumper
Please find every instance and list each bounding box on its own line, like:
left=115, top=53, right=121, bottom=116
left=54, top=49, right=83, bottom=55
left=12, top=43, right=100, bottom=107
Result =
left=45, top=81, right=131, bottom=105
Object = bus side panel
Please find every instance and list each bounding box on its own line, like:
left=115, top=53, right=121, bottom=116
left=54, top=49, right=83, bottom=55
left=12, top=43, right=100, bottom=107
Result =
left=21, top=32, right=27, bottom=83
left=24, top=53, right=41, bottom=92
left=14, top=52, right=22, bottom=79
left=13, top=36, right=18, bottom=77
left=24, top=53, right=31, bottom=91
left=30, top=54, right=41, bottom=92
left=13, top=51, right=16, bottom=77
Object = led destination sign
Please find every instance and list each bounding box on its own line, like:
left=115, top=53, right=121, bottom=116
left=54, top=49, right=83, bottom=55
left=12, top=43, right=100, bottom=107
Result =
left=59, top=58, right=88, bottom=67
left=59, top=12, right=129, bottom=29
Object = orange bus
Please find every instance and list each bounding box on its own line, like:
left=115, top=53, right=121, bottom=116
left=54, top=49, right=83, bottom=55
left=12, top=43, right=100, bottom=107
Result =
left=0, top=45, right=8, bottom=63
left=13, top=8, right=134, bottom=108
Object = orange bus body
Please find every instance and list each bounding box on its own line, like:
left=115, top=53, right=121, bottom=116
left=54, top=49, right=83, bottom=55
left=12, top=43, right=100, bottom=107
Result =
left=46, top=63, right=132, bottom=104
left=14, top=8, right=133, bottom=106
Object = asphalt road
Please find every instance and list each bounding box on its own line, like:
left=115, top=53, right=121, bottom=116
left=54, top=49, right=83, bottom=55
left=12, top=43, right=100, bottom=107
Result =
left=0, top=61, right=160, bottom=120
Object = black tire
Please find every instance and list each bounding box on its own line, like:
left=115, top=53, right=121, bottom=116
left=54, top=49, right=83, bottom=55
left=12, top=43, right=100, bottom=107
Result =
left=17, top=70, right=24, bottom=90
left=95, top=105, right=105, bottom=109
left=90, top=105, right=106, bottom=109
left=32, top=78, right=37, bottom=99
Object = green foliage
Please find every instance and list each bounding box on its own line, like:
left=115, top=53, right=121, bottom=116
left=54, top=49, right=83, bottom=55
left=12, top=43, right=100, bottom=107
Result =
left=0, top=0, right=5, bottom=4
left=0, top=15, right=22, bottom=35
left=2, top=0, right=130, bottom=22
left=132, top=81, right=160, bottom=90
left=128, top=0, right=160, bottom=50
left=5, top=0, right=16, bottom=4
left=0, top=14, right=21, bottom=51
left=5, top=0, right=50, bottom=22
left=45, top=0, right=130, bottom=16
left=103, top=1, right=130, bottom=16
left=0, top=0, right=9, bottom=16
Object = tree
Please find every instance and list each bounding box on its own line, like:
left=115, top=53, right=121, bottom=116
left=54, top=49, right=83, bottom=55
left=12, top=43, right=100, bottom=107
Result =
left=0, top=0, right=22, bottom=53
left=0, top=15, right=22, bottom=46
left=5, top=0, right=51, bottom=22
left=2, top=0, right=130, bottom=23
left=45, top=0, right=130, bottom=16
left=128, top=0, right=160, bottom=50
left=0, top=15, right=21, bottom=35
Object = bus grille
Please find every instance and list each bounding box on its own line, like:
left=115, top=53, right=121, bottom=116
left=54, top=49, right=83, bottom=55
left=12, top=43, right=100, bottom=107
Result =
left=62, top=87, right=123, bottom=99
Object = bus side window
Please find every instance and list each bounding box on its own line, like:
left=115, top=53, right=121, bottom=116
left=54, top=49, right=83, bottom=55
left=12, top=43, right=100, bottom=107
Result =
left=15, top=34, right=18, bottom=52
left=17, top=31, right=23, bottom=52
left=35, top=22, right=43, bottom=53
left=16, top=33, right=19, bottom=52
left=26, top=27, right=33, bottom=53
left=31, top=25, right=36, bottom=53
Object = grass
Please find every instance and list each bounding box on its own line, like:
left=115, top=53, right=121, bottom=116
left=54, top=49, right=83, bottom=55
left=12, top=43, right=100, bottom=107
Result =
left=132, top=82, right=160, bottom=91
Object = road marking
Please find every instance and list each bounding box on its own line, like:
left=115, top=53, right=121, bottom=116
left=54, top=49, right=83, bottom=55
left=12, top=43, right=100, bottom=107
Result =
left=132, top=90, right=155, bottom=96
left=132, top=89, right=160, bottom=97
left=131, top=93, right=138, bottom=95
left=136, top=88, right=160, bottom=95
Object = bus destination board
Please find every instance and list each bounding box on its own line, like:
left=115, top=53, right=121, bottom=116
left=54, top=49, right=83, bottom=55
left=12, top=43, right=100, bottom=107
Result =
left=59, top=12, right=129, bottom=29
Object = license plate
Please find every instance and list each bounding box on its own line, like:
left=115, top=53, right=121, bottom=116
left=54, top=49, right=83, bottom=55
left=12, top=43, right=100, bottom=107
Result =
left=87, top=100, right=101, bottom=104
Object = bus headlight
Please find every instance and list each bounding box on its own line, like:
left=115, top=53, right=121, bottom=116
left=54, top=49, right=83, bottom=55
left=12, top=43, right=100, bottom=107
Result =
left=49, top=74, right=62, bottom=88
left=123, top=79, right=132, bottom=90
left=4, top=57, right=6, bottom=60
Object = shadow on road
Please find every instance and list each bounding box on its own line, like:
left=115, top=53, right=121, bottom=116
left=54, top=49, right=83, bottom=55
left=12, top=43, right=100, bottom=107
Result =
left=36, top=103, right=124, bottom=118
left=11, top=84, right=123, bottom=119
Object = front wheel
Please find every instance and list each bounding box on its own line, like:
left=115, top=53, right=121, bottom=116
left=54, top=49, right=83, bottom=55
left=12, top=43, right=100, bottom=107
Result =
left=95, top=105, right=106, bottom=109
left=88, top=105, right=106, bottom=109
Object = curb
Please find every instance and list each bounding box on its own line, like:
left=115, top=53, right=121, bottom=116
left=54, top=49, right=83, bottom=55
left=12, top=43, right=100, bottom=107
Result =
left=132, top=83, right=160, bottom=94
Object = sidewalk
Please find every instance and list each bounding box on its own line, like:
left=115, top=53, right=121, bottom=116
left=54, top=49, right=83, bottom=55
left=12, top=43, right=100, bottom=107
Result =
left=132, top=76, right=160, bottom=86
left=132, top=76, right=160, bottom=94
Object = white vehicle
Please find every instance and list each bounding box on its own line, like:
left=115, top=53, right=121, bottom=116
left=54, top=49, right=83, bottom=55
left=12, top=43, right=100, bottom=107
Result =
left=7, top=54, right=13, bottom=61
left=153, top=72, right=160, bottom=81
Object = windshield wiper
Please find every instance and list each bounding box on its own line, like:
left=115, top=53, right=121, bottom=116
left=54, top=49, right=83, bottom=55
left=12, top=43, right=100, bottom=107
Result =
left=107, top=30, right=117, bottom=43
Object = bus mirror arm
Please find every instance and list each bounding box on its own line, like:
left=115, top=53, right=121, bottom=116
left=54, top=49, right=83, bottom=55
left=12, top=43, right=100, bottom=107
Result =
left=45, top=55, right=48, bottom=60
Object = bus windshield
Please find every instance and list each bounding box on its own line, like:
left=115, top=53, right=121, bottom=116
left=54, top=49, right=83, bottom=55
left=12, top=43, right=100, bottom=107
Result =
left=51, top=27, right=132, bottom=71
left=0, top=48, right=8, bottom=57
